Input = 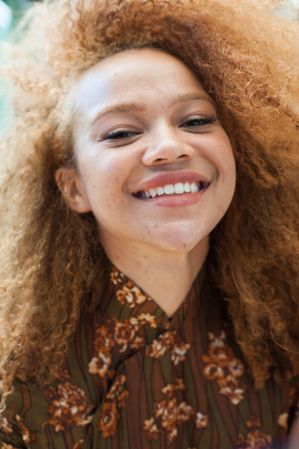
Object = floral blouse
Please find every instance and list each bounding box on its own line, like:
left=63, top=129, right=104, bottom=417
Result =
left=0, top=266, right=298, bottom=449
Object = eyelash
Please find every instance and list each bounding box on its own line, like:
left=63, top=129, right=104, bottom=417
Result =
left=102, top=115, right=217, bottom=141
left=104, top=129, right=138, bottom=140
left=181, top=115, right=218, bottom=128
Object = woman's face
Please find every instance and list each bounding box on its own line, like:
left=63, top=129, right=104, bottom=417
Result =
left=59, top=48, right=236, bottom=256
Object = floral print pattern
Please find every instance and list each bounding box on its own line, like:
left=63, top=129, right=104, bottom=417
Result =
left=235, top=430, right=272, bottom=449
left=45, top=382, right=93, bottom=432
left=0, top=265, right=297, bottom=449
left=145, top=329, right=191, bottom=366
left=202, top=331, right=245, bottom=405
left=195, top=412, right=208, bottom=429
left=143, top=378, right=208, bottom=444
left=111, top=267, right=149, bottom=308
left=235, top=415, right=272, bottom=449
left=144, top=378, right=195, bottom=443
left=98, top=374, right=129, bottom=438
left=89, top=313, right=159, bottom=379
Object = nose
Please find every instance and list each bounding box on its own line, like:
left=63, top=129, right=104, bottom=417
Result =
left=142, top=124, right=194, bottom=166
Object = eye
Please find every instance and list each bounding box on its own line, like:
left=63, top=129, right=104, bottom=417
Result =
left=180, top=115, right=217, bottom=130
left=104, top=129, right=139, bottom=140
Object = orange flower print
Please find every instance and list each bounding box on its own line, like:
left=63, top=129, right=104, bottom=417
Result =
left=247, top=431, right=271, bottom=448
left=171, top=342, right=191, bottom=365
left=110, top=267, right=125, bottom=285
left=88, top=349, right=112, bottom=379
left=177, top=402, right=195, bottom=424
left=143, top=379, right=195, bottom=444
left=106, top=374, right=129, bottom=407
left=143, top=417, right=159, bottom=440
left=162, top=378, right=185, bottom=397
left=111, top=266, right=150, bottom=307
left=235, top=430, right=272, bottom=449
left=45, top=382, right=93, bottom=432
left=89, top=316, right=146, bottom=380
left=145, top=330, right=176, bottom=359
left=137, top=313, right=158, bottom=328
left=113, top=320, right=144, bottom=353
left=203, top=363, right=224, bottom=380
left=153, top=398, right=194, bottom=443
left=116, top=283, right=148, bottom=308
left=202, top=331, right=245, bottom=405
left=89, top=323, right=115, bottom=378
left=217, top=374, right=245, bottom=405
left=98, top=374, right=129, bottom=438
left=146, top=331, right=191, bottom=366
left=98, top=402, right=119, bottom=439
left=93, top=323, right=115, bottom=353
left=195, top=411, right=208, bottom=429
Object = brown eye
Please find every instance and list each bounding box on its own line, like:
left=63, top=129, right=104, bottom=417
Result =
left=105, top=129, right=138, bottom=140
left=181, top=115, right=217, bottom=129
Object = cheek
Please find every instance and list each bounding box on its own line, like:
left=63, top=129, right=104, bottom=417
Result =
left=213, top=137, right=236, bottom=180
left=78, top=152, right=129, bottom=204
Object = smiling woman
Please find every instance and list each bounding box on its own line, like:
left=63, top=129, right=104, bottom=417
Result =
left=56, top=49, right=236, bottom=283
left=0, top=1, right=299, bottom=449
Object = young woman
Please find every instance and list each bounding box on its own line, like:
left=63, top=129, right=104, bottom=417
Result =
left=0, top=0, right=299, bottom=448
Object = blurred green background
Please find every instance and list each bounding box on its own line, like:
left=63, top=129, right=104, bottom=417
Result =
left=0, top=0, right=33, bottom=132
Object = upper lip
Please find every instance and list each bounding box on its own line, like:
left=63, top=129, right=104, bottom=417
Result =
left=131, top=171, right=211, bottom=193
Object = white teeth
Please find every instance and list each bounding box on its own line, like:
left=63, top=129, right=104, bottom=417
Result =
left=138, top=181, right=207, bottom=199
left=174, top=183, right=184, bottom=194
left=149, top=188, right=157, bottom=198
left=156, top=186, right=164, bottom=196
left=190, top=182, right=199, bottom=193
left=164, top=184, right=175, bottom=194
left=184, top=182, right=191, bottom=193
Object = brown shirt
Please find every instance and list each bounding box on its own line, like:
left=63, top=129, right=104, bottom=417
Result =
left=0, top=266, right=298, bottom=449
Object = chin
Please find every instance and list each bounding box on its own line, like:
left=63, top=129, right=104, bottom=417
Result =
left=151, top=232, right=209, bottom=254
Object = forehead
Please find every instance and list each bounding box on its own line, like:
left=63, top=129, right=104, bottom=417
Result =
left=73, top=48, right=209, bottom=117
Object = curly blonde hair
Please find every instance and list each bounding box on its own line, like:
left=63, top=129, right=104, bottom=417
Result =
left=0, top=0, right=299, bottom=402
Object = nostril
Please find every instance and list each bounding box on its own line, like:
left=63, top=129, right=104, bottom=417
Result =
left=154, top=157, right=168, bottom=163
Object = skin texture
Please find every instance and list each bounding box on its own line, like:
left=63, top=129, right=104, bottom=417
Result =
left=56, top=48, right=236, bottom=316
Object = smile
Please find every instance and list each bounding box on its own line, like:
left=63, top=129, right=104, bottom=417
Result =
left=133, top=181, right=210, bottom=199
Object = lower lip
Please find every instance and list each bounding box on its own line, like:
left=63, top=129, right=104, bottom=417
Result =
left=136, top=187, right=208, bottom=208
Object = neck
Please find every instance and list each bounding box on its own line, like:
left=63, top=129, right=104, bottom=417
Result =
left=102, top=238, right=209, bottom=317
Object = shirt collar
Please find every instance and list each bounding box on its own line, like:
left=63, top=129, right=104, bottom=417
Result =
left=99, top=264, right=203, bottom=331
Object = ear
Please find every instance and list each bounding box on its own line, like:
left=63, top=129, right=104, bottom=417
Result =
left=55, top=167, right=91, bottom=213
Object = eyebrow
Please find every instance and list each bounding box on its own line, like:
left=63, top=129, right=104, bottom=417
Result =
left=90, top=93, right=215, bottom=125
